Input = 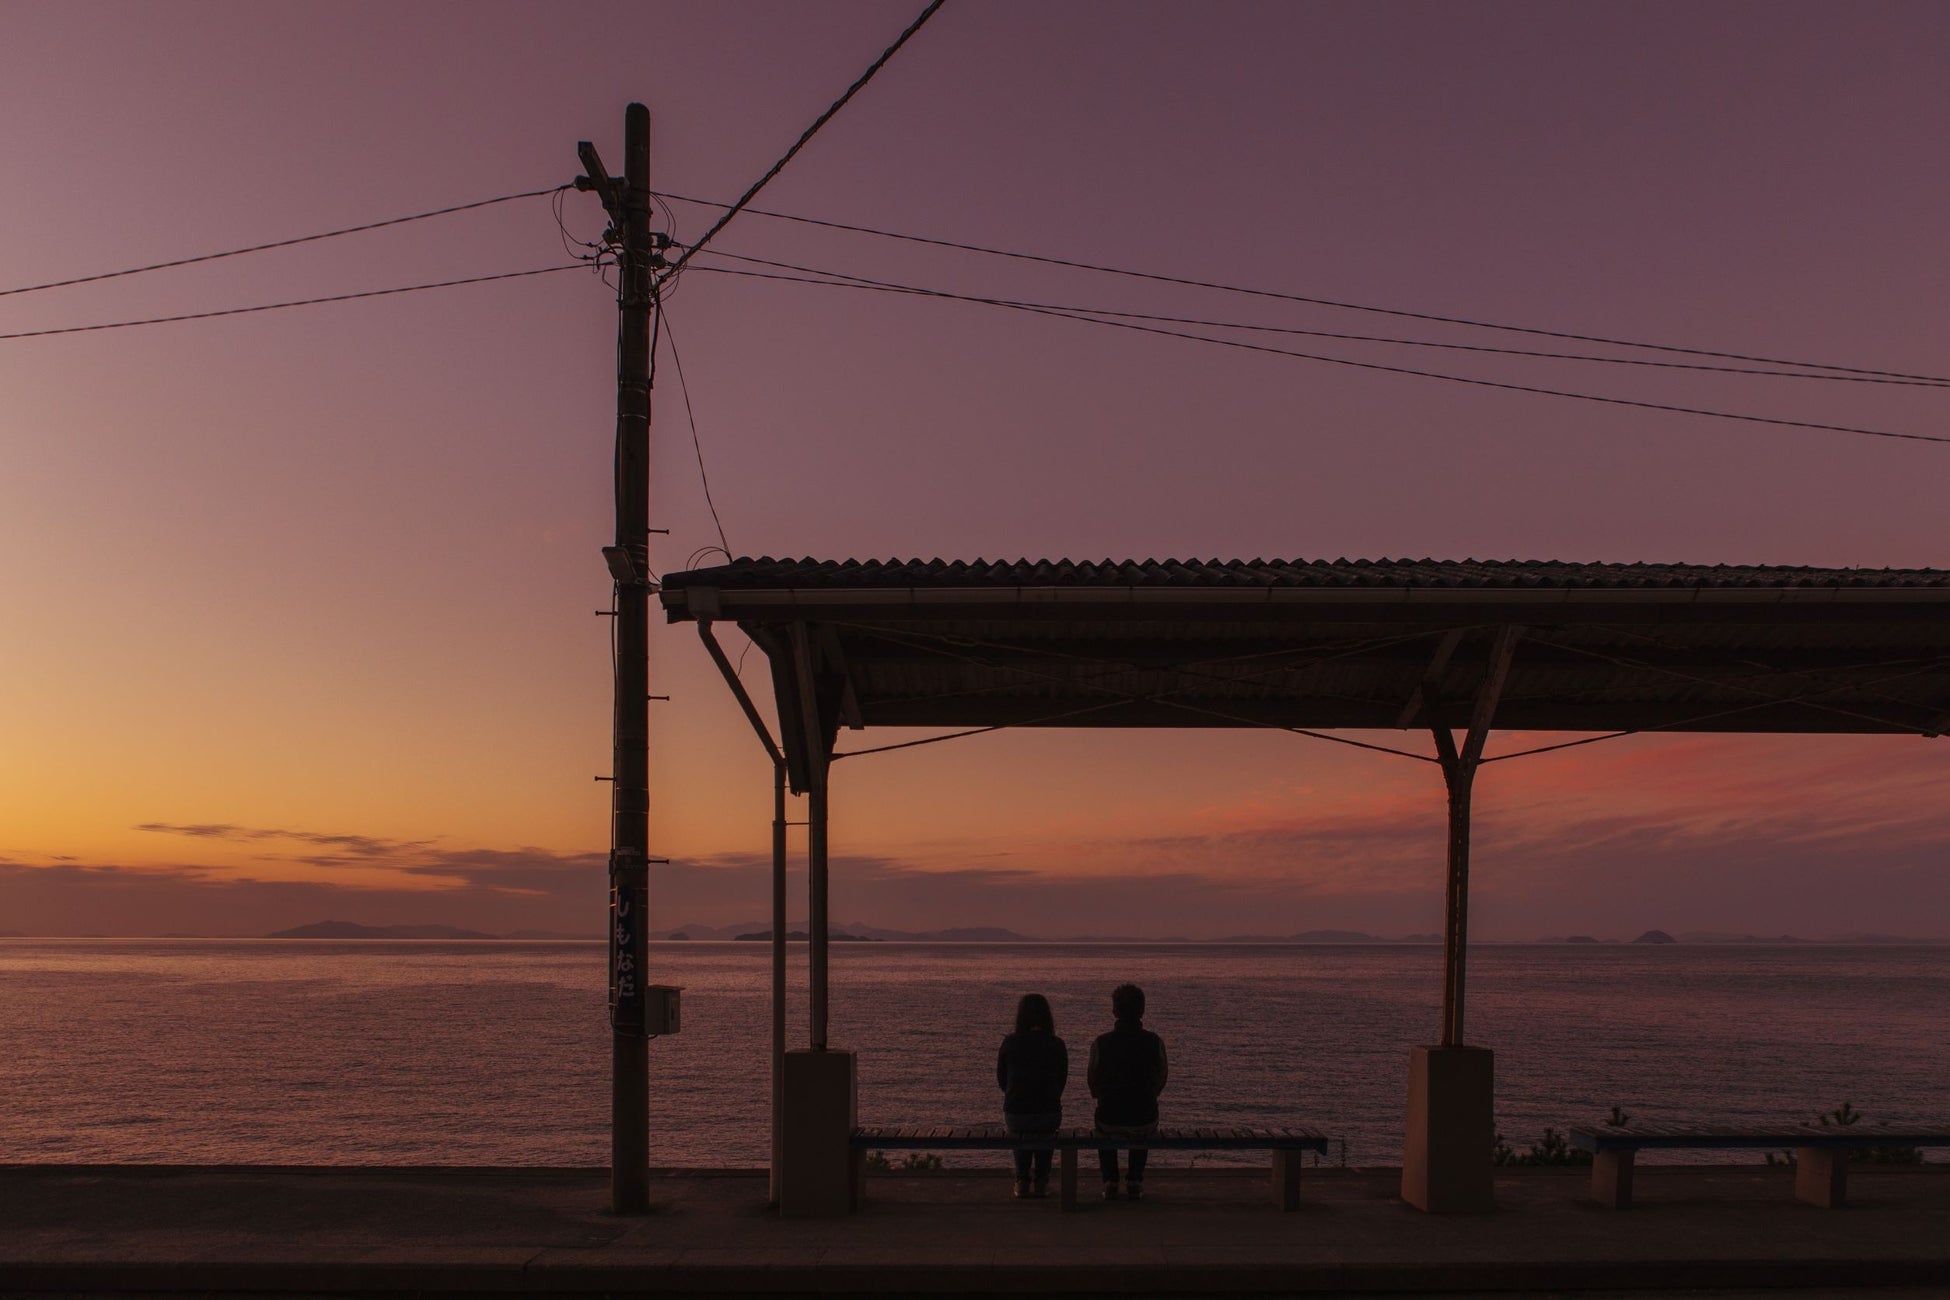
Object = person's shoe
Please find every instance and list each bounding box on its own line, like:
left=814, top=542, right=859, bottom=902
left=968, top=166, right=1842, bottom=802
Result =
left=1013, top=1180, right=1030, bottom=1199
left=1102, top=1182, right=1120, bottom=1200
left=1031, top=1179, right=1050, bottom=1198
left=1126, top=1182, right=1145, bottom=1202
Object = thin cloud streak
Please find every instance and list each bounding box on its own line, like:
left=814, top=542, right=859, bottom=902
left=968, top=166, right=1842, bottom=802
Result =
left=137, top=823, right=438, bottom=857
left=8, top=727, right=1946, bottom=940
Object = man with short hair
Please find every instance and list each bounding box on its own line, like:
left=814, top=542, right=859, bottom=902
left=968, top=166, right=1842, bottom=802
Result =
left=1087, top=982, right=1167, bottom=1200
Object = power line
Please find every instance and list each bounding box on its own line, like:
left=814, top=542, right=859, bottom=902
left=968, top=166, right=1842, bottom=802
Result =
left=654, top=189, right=1950, bottom=387
left=684, top=259, right=1950, bottom=447
left=662, top=0, right=948, bottom=276
left=656, top=300, right=732, bottom=559
left=0, top=264, right=585, bottom=340
left=0, top=186, right=566, bottom=300
left=699, top=250, right=1946, bottom=389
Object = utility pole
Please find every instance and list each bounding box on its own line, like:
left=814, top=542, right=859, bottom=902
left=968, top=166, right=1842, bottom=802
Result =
left=581, top=101, right=658, bottom=1216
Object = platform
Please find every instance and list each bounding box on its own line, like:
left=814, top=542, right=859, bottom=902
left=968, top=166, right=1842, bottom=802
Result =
left=2, top=1162, right=1947, bottom=1295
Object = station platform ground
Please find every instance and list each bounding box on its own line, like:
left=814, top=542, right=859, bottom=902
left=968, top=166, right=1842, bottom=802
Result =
left=2, top=1162, right=1946, bottom=1296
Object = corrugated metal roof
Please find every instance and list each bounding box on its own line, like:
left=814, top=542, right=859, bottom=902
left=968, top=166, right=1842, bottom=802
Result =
left=663, top=557, right=1950, bottom=591
left=658, top=557, right=1950, bottom=789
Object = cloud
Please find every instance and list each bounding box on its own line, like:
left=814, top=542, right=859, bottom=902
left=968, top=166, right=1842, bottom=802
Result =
left=664, top=848, right=1417, bottom=938
left=399, top=846, right=608, bottom=895
left=137, top=822, right=435, bottom=857
left=134, top=822, right=247, bottom=840
left=0, top=824, right=617, bottom=935
left=16, top=733, right=1950, bottom=940
left=1, top=860, right=214, bottom=885
left=0, top=854, right=605, bottom=938
left=131, top=822, right=608, bottom=893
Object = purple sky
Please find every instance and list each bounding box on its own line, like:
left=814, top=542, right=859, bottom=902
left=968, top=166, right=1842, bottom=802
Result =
left=3, top=1, right=1947, bottom=938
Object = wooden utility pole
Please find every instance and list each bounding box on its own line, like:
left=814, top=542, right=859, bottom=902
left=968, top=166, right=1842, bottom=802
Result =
left=581, top=102, right=656, bottom=1216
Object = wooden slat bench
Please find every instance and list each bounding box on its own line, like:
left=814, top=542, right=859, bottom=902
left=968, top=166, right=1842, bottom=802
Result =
left=851, top=1124, right=1329, bottom=1211
left=1569, top=1123, right=1950, bottom=1208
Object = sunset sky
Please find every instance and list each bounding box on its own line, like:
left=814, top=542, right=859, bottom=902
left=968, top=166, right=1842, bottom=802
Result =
left=3, top=1, right=1947, bottom=940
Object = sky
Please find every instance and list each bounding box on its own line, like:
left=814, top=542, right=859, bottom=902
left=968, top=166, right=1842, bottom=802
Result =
left=2, top=0, right=1947, bottom=940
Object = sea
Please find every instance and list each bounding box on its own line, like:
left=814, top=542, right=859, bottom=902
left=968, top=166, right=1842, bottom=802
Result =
left=2, top=940, right=1944, bottom=1168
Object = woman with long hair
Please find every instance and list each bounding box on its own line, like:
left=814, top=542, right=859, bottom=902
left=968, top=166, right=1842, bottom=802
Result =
left=995, top=992, right=1068, bottom=1199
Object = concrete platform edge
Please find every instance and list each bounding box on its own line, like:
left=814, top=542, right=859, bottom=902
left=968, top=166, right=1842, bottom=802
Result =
left=5, top=1257, right=1949, bottom=1295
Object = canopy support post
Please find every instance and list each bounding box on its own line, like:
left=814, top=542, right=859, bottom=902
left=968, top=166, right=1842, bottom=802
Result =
left=694, top=623, right=791, bottom=1205
left=1427, top=624, right=1520, bottom=1048
left=776, top=623, right=855, bottom=1215
left=770, top=759, right=788, bottom=1200
left=1403, top=625, right=1519, bottom=1213
left=791, top=623, right=835, bottom=1051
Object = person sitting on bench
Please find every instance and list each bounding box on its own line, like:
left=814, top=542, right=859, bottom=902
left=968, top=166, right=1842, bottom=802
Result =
left=996, top=992, right=1068, bottom=1199
left=1088, top=983, right=1168, bottom=1201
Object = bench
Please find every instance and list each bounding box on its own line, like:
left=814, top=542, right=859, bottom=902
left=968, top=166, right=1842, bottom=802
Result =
left=851, top=1124, right=1329, bottom=1211
left=1569, top=1123, right=1949, bottom=1208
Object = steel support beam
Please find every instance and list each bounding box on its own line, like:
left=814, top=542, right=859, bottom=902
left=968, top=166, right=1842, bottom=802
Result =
left=790, top=623, right=834, bottom=1051
left=1429, top=626, right=1521, bottom=1048
left=770, top=759, right=788, bottom=1201
left=695, top=622, right=790, bottom=1203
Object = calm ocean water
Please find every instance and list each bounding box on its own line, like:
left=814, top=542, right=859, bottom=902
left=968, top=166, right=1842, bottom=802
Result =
left=2, top=940, right=1944, bottom=1168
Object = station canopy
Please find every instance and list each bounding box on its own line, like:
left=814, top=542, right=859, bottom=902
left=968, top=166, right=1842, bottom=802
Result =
left=659, top=558, right=1950, bottom=793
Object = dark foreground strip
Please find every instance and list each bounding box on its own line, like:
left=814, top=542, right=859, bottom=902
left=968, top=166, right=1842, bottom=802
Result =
left=6, top=1257, right=1950, bottom=1296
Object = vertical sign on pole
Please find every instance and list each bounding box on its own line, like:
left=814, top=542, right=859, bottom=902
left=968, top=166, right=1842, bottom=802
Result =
left=609, top=854, right=646, bottom=1036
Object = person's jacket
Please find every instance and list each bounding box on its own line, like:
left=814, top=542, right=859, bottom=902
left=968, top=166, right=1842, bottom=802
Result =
left=1087, top=1018, right=1168, bottom=1126
left=995, top=1028, right=1068, bottom=1115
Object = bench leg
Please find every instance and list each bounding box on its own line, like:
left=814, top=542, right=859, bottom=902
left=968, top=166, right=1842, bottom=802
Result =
left=1060, top=1147, right=1078, bottom=1211
left=1271, top=1150, right=1302, bottom=1211
left=1591, top=1149, right=1634, bottom=1209
left=1795, top=1148, right=1847, bottom=1208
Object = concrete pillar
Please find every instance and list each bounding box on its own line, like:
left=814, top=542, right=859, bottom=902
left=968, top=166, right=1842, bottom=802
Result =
left=779, top=1049, right=857, bottom=1217
left=1271, top=1148, right=1304, bottom=1211
left=1794, top=1147, right=1848, bottom=1208
left=1401, top=1044, right=1495, bottom=1212
left=1591, top=1148, right=1635, bottom=1208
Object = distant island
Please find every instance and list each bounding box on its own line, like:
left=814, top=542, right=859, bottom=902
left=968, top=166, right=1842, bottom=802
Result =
left=265, top=921, right=587, bottom=940
left=1208, top=929, right=1405, bottom=944
left=227, top=919, right=1946, bottom=944
left=663, top=921, right=1034, bottom=943
left=664, top=923, right=1453, bottom=944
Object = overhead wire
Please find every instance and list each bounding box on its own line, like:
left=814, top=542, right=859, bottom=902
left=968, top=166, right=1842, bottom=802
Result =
left=683, top=259, right=1950, bottom=447
left=0, top=186, right=566, bottom=299
left=654, top=188, right=1950, bottom=386
left=697, top=250, right=1947, bottom=388
left=657, top=304, right=733, bottom=559
left=551, top=184, right=614, bottom=268
left=0, top=264, right=588, bottom=341
left=660, top=0, right=948, bottom=278
left=625, top=0, right=948, bottom=612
